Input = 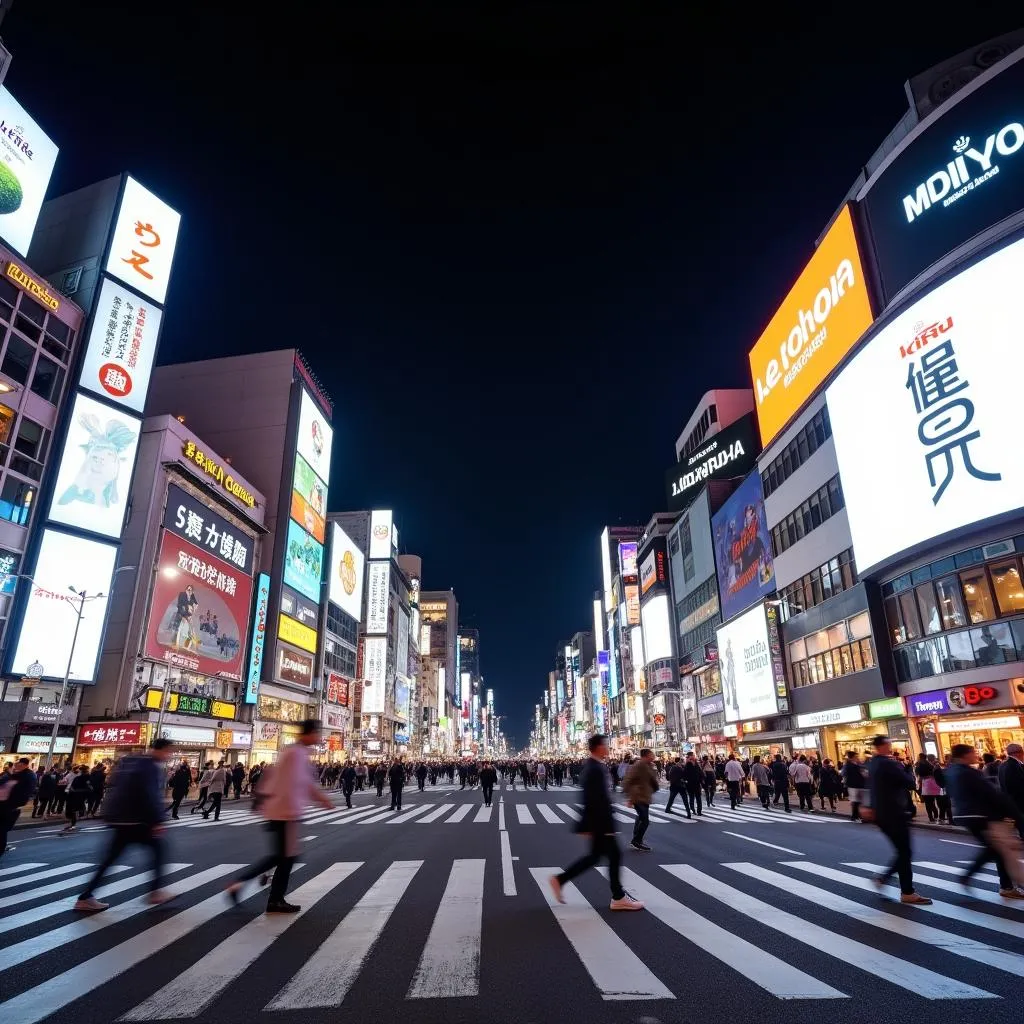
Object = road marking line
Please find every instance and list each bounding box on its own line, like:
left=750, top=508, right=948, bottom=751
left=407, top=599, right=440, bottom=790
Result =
left=498, top=797, right=506, bottom=830
left=473, top=805, right=492, bottom=823
left=407, top=860, right=485, bottom=998
left=500, top=831, right=516, bottom=896
left=388, top=805, right=434, bottom=824
left=0, top=861, right=94, bottom=891
left=516, top=805, right=535, bottom=825
left=536, top=804, right=562, bottom=824
left=0, top=860, right=46, bottom=876
left=418, top=803, right=455, bottom=823
left=445, top=805, right=472, bottom=824
left=2, top=865, right=131, bottom=908
left=721, top=832, right=804, bottom=855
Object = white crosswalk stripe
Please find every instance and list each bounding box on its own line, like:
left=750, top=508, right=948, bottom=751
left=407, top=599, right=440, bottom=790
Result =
left=417, top=803, right=455, bottom=823
left=9, top=856, right=1024, bottom=1014
left=3, top=864, right=131, bottom=908
left=0, top=861, right=46, bottom=877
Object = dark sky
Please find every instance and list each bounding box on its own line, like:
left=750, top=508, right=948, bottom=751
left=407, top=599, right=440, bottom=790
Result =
left=4, top=5, right=1020, bottom=744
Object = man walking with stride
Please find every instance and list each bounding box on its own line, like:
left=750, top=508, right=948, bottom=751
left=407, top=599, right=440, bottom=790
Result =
left=623, top=747, right=658, bottom=852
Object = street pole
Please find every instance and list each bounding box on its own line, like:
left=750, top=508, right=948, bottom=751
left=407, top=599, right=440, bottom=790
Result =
left=43, top=588, right=86, bottom=772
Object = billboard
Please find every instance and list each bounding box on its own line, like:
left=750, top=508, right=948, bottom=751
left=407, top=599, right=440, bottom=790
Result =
left=293, top=455, right=327, bottom=522
left=640, top=593, right=673, bottom=664
left=104, top=176, right=181, bottom=305
left=712, top=470, right=775, bottom=622
left=275, top=642, right=313, bottom=688
left=861, top=55, right=1024, bottom=305
left=163, top=483, right=253, bottom=575
left=827, top=234, right=1024, bottom=574
left=362, top=635, right=387, bottom=713
left=0, top=88, right=59, bottom=257
left=143, top=532, right=254, bottom=681
left=639, top=540, right=668, bottom=596
left=46, top=393, right=141, bottom=540
left=282, top=519, right=323, bottom=603
left=748, top=205, right=874, bottom=446
left=397, top=607, right=410, bottom=679
left=244, top=573, right=270, bottom=704
left=328, top=522, right=364, bottom=621
left=717, top=603, right=783, bottom=723
left=369, top=509, right=393, bottom=560
left=78, top=278, right=163, bottom=413
left=665, top=412, right=759, bottom=512
left=366, top=560, right=390, bottom=634
left=296, top=389, right=333, bottom=487
left=11, top=530, right=118, bottom=681
left=618, top=542, right=638, bottom=578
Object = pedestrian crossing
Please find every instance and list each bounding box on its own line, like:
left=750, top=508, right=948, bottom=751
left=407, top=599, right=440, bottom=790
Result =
left=3, top=852, right=1024, bottom=1018
left=154, top=795, right=854, bottom=831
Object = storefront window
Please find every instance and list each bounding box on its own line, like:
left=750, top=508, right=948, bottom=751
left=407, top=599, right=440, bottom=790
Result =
left=960, top=567, right=996, bottom=624
left=934, top=576, right=968, bottom=630
left=971, top=622, right=1015, bottom=666
left=848, top=611, right=871, bottom=640
left=990, top=561, right=1024, bottom=617
left=915, top=583, right=942, bottom=635
left=943, top=630, right=975, bottom=672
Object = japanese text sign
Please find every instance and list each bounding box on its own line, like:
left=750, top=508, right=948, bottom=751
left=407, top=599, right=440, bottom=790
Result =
left=79, top=721, right=146, bottom=746
left=163, top=483, right=254, bottom=575
left=79, top=278, right=162, bottom=413
left=105, top=176, right=181, bottom=305
left=827, top=235, right=1024, bottom=574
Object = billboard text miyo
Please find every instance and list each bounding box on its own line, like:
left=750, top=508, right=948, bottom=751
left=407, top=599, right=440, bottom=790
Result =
left=748, top=205, right=873, bottom=446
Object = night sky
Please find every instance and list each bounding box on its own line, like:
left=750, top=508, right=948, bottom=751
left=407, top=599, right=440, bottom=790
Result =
left=4, top=6, right=1020, bottom=744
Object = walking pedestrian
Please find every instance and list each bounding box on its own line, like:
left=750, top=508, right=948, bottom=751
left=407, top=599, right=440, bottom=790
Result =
left=0, top=757, right=37, bottom=857
left=770, top=752, right=792, bottom=812
left=340, top=761, right=356, bottom=808
left=60, top=766, right=92, bottom=834
left=202, top=763, right=226, bottom=820
left=724, top=754, right=745, bottom=809
left=623, top=748, right=658, bottom=852
left=548, top=734, right=643, bottom=911
left=480, top=760, right=497, bottom=806
left=664, top=757, right=688, bottom=817
left=74, top=739, right=175, bottom=911
left=841, top=750, right=867, bottom=821
left=224, top=720, right=332, bottom=913
left=866, top=735, right=931, bottom=906
left=190, top=762, right=214, bottom=815
left=750, top=755, right=772, bottom=809
left=166, top=760, right=191, bottom=819
left=388, top=757, right=406, bottom=811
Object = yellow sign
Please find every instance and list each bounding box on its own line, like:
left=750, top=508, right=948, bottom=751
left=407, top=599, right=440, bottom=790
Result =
left=211, top=700, right=236, bottom=720
left=216, top=729, right=233, bottom=748
left=6, top=262, right=59, bottom=311
left=181, top=441, right=256, bottom=509
left=278, top=613, right=317, bottom=654
left=144, top=689, right=237, bottom=720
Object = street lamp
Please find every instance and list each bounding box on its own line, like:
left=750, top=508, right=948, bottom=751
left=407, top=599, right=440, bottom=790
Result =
left=34, top=566, right=137, bottom=771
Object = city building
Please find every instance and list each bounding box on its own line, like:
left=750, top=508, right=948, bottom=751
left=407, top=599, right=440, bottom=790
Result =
left=419, top=588, right=458, bottom=752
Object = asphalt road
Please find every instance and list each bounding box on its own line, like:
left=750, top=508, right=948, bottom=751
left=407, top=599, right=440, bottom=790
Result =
left=2, top=780, right=1022, bottom=1024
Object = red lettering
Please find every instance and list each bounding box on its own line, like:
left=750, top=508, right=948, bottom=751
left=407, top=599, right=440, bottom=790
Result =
left=964, top=685, right=997, bottom=705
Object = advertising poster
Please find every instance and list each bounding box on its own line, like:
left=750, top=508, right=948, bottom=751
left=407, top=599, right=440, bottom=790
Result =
left=283, top=519, right=323, bottom=603
left=163, top=483, right=253, bottom=574
left=362, top=635, right=387, bottom=713
left=369, top=509, right=393, bottom=560
left=712, top=470, right=775, bottom=622
left=296, top=390, right=333, bottom=487
left=290, top=488, right=325, bottom=544
left=11, top=529, right=118, bottom=681
left=618, top=542, right=638, bottom=578
left=47, top=393, right=142, bottom=540
left=827, top=235, right=1024, bottom=574
left=664, top=412, right=759, bottom=512
left=329, top=522, right=365, bottom=621
left=0, top=88, right=59, bottom=258
left=79, top=278, right=163, bottom=413
left=397, top=607, right=410, bottom=678
left=143, top=533, right=254, bottom=681
left=243, top=572, right=270, bottom=704
left=276, top=642, right=313, bottom=688
left=104, top=176, right=181, bottom=305
left=293, top=454, right=327, bottom=516
left=716, top=604, right=779, bottom=723
left=366, top=561, right=390, bottom=634
left=394, top=677, right=410, bottom=723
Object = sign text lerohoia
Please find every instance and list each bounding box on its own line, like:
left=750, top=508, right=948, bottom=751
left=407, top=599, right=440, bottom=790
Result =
left=182, top=441, right=256, bottom=509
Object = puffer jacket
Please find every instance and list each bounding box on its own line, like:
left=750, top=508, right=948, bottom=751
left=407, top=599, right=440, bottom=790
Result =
left=622, top=760, right=659, bottom=805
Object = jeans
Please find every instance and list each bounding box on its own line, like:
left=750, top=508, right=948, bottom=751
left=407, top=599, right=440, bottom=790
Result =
left=81, top=824, right=164, bottom=897
left=877, top=817, right=914, bottom=895
left=192, top=787, right=209, bottom=814
left=632, top=802, right=650, bottom=845
left=796, top=782, right=814, bottom=810
left=237, top=820, right=295, bottom=903
left=558, top=833, right=623, bottom=899
left=703, top=776, right=716, bottom=805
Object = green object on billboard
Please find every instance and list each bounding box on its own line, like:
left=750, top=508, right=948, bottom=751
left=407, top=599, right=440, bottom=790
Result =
left=0, top=163, right=23, bottom=214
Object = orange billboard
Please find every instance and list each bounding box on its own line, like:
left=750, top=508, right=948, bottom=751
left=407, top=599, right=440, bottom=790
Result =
left=290, top=490, right=326, bottom=544
left=748, top=204, right=874, bottom=446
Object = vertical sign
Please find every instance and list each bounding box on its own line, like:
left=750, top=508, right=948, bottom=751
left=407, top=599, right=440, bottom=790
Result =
left=245, top=573, right=271, bottom=704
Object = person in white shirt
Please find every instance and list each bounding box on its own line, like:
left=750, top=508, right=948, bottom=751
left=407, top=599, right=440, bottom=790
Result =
left=224, top=720, right=332, bottom=913
left=723, top=755, right=746, bottom=809
left=789, top=755, right=815, bottom=812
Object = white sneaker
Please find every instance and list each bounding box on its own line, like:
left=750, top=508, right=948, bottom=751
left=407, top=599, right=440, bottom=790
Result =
left=609, top=894, right=644, bottom=911
left=74, top=897, right=109, bottom=912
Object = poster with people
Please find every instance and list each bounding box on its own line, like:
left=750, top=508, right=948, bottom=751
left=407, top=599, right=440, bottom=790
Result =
left=144, top=533, right=254, bottom=681
left=711, top=469, right=776, bottom=622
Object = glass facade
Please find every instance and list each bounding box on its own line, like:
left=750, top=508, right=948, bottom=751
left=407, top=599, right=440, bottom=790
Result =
left=788, top=611, right=875, bottom=687
left=761, top=406, right=831, bottom=499
left=778, top=547, right=857, bottom=622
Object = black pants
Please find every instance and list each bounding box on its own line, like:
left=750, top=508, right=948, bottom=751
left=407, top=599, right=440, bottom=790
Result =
left=963, top=818, right=1013, bottom=890
left=877, top=817, right=914, bottom=895
left=558, top=833, right=623, bottom=900
left=922, top=794, right=938, bottom=822
left=417, top=778, right=425, bottom=791
left=665, top=784, right=689, bottom=816
left=168, top=793, right=186, bottom=819
left=0, top=807, right=20, bottom=856
left=376, top=781, right=384, bottom=797
left=237, top=820, right=294, bottom=903
left=796, top=782, right=814, bottom=811
left=757, top=784, right=772, bottom=808
left=686, top=786, right=702, bottom=815
left=772, top=782, right=791, bottom=811
left=33, top=797, right=52, bottom=818
left=202, top=792, right=222, bottom=820
left=703, top=777, right=716, bottom=805
left=632, top=802, right=650, bottom=845
left=390, top=786, right=402, bottom=811
left=191, top=787, right=209, bottom=814
left=727, top=780, right=741, bottom=808
left=343, top=786, right=354, bottom=808
left=81, top=824, right=164, bottom=897
left=482, top=783, right=493, bottom=806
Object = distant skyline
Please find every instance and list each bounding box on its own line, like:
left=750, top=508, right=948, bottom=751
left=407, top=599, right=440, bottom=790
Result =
left=4, top=5, right=1021, bottom=739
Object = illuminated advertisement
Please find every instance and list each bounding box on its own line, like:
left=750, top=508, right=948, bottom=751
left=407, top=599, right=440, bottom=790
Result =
left=163, top=483, right=253, bottom=575
left=144, top=532, right=254, bottom=681
left=0, top=88, right=59, bottom=257
left=79, top=278, right=163, bottom=413
left=283, top=519, right=323, bottom=603
left=328, top=522, right=364, bottom=621
left=293, top=455, right=327, bottom=518
left=618, top=542, right=638, bottom=578
left=711, top=470, right=775, bottom=622
left=46, top=393, right=141, bottom=540
left=641, top=593, right=673, bottom=665
left=290, top=488, right=325, bottom=545
left=395, top=677, right=410, bottom=724
left=104, top=176, right=182, bottom=305
left=624, top=584, right=640, bottom=626
left=276, top=643, right=313, bottom=688
left=244, top=572, right=270, bottom=703
left=827, top=234, right=1024, bottom=573
left=747, top=205, right=873, bottom=446
left=717, top=603, right=785, bottom=723
left=397, top=607, right=410, bottom=679
left=366, top=561, right=391, bottom=634
left=369, top=509, right=393, bottom=560
left=296, top=389, right=333, bottom=487
left=11, top=530, right=118, bottom=681
left=278, top=613, right=317, bottom=654
left=665, top=412, right=759, bottom=513
left=362, top=635, right=387, bottom=714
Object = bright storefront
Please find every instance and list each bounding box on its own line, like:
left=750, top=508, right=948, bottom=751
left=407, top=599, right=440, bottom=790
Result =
left=906, top=681, right=1024, bottom=760
left=785, top=697, right=912, bottom=762
left=250, top=690, right=312, bottom=762
left=74, top=721, right=150, bottom=768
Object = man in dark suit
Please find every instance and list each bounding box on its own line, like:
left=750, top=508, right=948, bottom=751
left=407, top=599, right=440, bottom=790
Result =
left=998, top=742, right=1024, bottom=836
left=548, top=735, right=643, bottom=912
